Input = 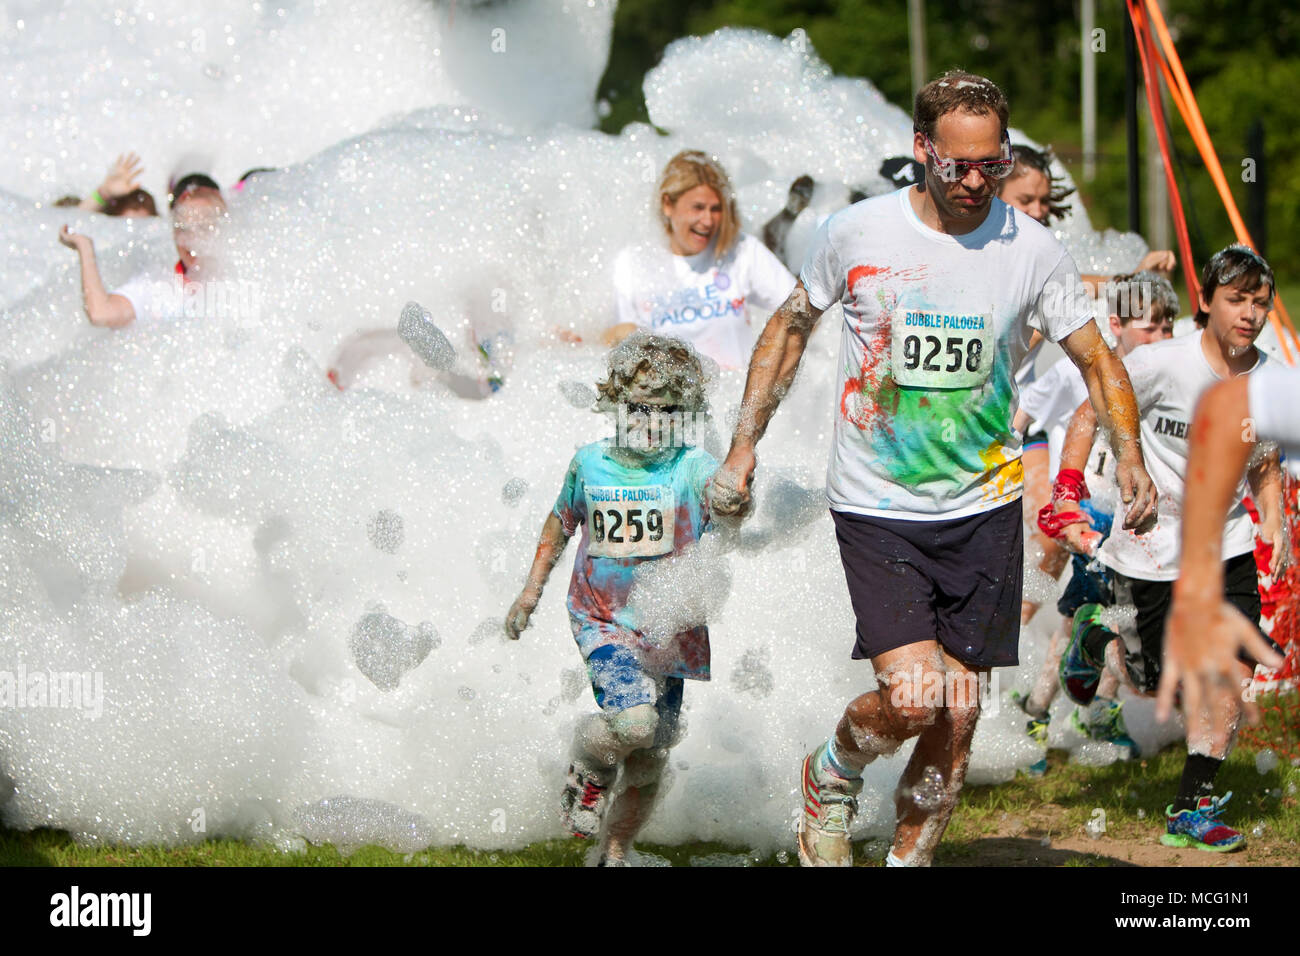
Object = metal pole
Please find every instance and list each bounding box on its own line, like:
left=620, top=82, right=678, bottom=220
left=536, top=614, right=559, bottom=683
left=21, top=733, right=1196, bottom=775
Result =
left=1082, top=0, right=1097, bottom=181
left=1124, top=11, right=1141, bottom=233
left=909, top=0, right=927, bottom=103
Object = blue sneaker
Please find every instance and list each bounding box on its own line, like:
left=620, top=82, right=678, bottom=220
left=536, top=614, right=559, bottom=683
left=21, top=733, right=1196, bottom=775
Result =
left=1160, top=793, right=1245, bottom=852
left=1059, top=604, right=1107, bottom=706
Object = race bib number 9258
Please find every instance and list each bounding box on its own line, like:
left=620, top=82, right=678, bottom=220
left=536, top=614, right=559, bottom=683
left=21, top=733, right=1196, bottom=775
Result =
left=891, top=310, right=993, bottom=389
left=583, top=485, right=676, bottom=559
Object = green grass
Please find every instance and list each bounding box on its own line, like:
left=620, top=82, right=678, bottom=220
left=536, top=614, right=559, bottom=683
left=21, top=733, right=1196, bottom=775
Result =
left=4, top=742, right=1295, bottom=867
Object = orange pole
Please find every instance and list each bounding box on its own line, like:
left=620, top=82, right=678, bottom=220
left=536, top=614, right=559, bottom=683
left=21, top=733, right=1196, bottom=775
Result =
left=1143, top=0, right=1299, bottom=360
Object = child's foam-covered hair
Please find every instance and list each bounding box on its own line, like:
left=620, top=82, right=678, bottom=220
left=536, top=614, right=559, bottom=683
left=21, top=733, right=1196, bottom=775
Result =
left=594, top=331, right=711, bottom=414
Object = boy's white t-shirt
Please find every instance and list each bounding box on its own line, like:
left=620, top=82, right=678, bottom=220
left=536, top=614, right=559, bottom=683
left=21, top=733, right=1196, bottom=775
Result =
left=1249, top=361, right=1300, bottom=457
left=799, top=189, right=1095, bottom=520
left=613, top=233, right=794, bottom=370
left=1098, top=330, right=1264, bottom=581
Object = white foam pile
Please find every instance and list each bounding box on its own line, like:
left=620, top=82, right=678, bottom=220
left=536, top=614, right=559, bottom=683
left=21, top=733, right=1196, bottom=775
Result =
left=1, top=1, right=1179, bottom=855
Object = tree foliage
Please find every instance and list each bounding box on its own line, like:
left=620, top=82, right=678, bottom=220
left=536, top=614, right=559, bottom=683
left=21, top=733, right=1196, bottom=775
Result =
left=597, top=0, right=1300, bottom=275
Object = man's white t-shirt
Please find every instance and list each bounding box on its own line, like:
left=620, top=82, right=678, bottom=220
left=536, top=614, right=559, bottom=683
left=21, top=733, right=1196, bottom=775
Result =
left=1249, top=361, right=1300, bottom=458
left=799, top=189, right=1095, bottom=520
left=1098, top=330, right=1265, bottom=581
left=613, top=233, right=795, bottom=370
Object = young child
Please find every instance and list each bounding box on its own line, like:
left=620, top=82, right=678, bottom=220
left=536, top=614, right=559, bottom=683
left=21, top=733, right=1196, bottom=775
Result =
left=505, top=332, right=723, bottom=866
left=1048, top=245, right=1288, bottom=851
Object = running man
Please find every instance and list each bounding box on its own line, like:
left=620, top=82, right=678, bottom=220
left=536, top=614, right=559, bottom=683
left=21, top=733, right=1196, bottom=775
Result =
left=710, top=71, right=1156, bottom=867
left=1052, top=245, right=1287, bottom=851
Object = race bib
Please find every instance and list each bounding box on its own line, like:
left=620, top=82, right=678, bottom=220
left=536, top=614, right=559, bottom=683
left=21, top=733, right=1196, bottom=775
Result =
left=891, top=310, right=993, bottom=389
left=583, top=485, right=676, bottom=559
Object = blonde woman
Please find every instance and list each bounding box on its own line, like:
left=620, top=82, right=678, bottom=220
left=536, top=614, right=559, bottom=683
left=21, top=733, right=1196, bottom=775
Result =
left=605, top=150, right=794, bottom=370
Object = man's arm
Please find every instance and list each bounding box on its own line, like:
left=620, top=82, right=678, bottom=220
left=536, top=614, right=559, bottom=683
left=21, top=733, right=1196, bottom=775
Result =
left=1159, top=377, right=1284, bottom=723
left=711, top=280, right=824, bottom=515
left=1057, top=321, right=1156, bottom=529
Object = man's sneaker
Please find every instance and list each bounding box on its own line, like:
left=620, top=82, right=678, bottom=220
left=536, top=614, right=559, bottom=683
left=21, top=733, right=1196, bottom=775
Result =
left=1071, top=698, right=1139, bottom=758
left=797, top=750, right=863, bottom=867
left=1059, top=604, right=1108, bottom=706
left=560, top=762, right=614, bottom=839
left=1010, top=690, right=1049, bottom=776
left=1160, top=792, right=1245, bottom=853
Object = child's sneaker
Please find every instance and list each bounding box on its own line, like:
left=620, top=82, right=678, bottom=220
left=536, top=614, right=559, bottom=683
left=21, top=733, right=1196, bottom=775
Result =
left=1071, top=697, right=1139, bottom=758
left=1059, top=604, right=1107, bottom=706
left=1010, top=690, right=1049, bottom=776
left=797, top=749, right=862, bottom=867
left=560, top=762, right=615, bottom=839
left=1160, top=792, right=1245, bottom=853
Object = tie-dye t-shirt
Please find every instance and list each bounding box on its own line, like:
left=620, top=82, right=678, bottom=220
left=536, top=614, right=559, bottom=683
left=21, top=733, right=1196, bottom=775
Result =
left=801, top=188, right=1095, bottom=520
left=552, top=440, right=718, bottom=680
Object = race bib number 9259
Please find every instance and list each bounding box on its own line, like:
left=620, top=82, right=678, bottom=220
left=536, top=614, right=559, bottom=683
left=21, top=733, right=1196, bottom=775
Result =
left=583, top=485, right=676, bottom=559
left=891, top=309, right=993, bottom=389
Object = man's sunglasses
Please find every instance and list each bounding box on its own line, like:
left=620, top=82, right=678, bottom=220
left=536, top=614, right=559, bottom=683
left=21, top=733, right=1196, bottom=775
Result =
left=922, top=131, right=1015, bottom=183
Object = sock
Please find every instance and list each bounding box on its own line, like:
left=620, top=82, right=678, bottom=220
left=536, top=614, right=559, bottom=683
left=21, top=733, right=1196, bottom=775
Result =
left=815, top=737, right=863, bottom=781
left=1173, top=754, right=1223, bottom=812
left=1081, top=623, right=1116, bottom=667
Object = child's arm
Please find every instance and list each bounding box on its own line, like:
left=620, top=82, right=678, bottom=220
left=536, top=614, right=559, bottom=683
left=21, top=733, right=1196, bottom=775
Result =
left=504, top=512, right=570, bottom=640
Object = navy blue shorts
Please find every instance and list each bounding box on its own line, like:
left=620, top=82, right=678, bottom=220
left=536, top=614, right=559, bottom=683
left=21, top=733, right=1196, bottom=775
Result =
left=832, top=500, right=1023, bottom=668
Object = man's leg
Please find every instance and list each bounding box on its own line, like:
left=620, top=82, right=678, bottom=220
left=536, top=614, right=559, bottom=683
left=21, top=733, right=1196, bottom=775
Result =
left=889, top=647, right=984, bottom=866
left=798, top=641, right=947, bottom=866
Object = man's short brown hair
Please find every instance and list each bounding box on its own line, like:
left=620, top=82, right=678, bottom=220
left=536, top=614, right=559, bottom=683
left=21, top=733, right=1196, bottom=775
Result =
left=913, top=70, right=1009, bottom=140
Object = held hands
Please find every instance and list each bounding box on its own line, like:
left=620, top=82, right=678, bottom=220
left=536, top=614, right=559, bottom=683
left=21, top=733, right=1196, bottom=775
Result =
left=98, top=152, right=145, bottom=201
left=708, top=447, right=756, bottom=518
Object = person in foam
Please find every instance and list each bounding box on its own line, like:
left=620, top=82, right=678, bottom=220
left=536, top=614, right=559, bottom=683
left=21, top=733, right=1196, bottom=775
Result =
left=1048, top=244, right=1287, bottom=852
left=53, top=152, right=158, bottom=218
left=603, top=150, right=795, bottom=370
left=504, top=332, right=728, bottom=865
left=1008, top=272, right=1179, bottom=771
left=58, top=173, right=227, bottom=328
left=709, top=69, right=1157, bottom=867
